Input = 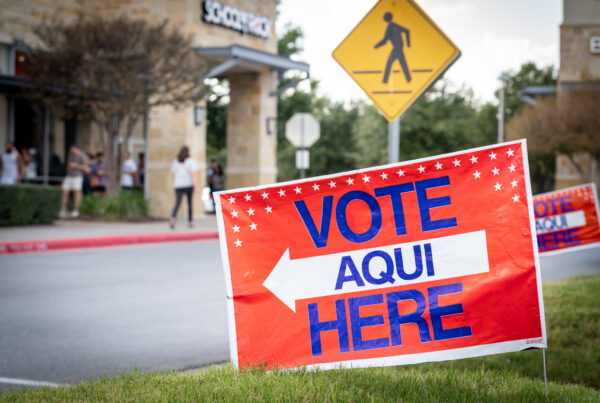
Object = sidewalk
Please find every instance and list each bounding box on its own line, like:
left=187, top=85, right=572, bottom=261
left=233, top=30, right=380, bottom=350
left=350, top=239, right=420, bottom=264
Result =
left=0, top=216, right=219, bottom=254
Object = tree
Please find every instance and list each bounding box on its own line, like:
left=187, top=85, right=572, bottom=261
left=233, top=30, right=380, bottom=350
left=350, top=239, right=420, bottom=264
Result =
left=23, top=16, right=206, bottom=196
left=353, top=103, right=388, bottom=169
left=507, top=88, right=600, bottom=185
left=206, top=81, right=229, bottom=166
left=397, top=83, right=492, bottom=161
left=501, top=62, right=556, bottom=120
left=499, top=62, right=558, bottom=193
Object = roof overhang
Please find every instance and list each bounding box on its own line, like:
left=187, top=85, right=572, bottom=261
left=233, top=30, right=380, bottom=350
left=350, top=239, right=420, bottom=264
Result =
left=521, top=85, right=557, bottom=105
left=195, top=44, right=310, bottom=79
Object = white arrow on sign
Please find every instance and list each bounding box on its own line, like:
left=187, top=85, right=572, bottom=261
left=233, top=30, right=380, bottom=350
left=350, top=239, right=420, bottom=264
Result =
left=263, top=230, right=489, bottom=312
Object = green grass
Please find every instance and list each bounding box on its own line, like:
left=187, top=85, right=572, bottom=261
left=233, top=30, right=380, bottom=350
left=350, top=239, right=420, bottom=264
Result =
left=2, top=365, right=598, bottom=402
left=427, top=274, right=600, bottom=389
left=2, top=275, right=599, bottom=402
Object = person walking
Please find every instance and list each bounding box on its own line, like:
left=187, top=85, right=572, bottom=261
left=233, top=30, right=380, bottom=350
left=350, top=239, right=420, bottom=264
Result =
left=206, top=159, right=225, bottom=212
left=59, top=144, right=89, bottom=218
left=121, top=151, right=137, bottom=191
left=0, top=142, right=23, bottom=185
left=169, top=146, right=198, bottom=229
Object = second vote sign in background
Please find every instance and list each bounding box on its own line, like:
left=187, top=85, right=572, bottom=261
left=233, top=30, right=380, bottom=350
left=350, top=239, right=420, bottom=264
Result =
left=216, top=140, right=546, bottom=370
left=533, top=183, right=600, bottom=255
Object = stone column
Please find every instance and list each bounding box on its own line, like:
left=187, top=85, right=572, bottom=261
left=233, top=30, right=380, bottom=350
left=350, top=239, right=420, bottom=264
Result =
left=226, top=66, right=277, bottom=189
left=148, top=103, right=206, bottom=219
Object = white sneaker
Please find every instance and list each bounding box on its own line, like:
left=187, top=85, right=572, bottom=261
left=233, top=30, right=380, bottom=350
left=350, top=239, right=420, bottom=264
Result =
left=70, top=210, right=79, bottom=218
left=59, top=210, right=68, bottom=219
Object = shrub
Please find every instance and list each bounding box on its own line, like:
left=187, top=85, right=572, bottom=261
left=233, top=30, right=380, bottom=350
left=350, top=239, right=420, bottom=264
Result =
left=79, top=191, right=148, bottom=221
left=0, top=184, right=61, bottom=226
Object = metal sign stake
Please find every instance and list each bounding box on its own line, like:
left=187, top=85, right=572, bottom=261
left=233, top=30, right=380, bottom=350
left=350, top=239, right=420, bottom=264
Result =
left=542, top=348, right=548, bottom=399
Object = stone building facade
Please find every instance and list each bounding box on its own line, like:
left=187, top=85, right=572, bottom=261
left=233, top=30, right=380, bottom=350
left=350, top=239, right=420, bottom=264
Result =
left=0, top=0, right=307, bottom=217
left=555, top=0, right=600, bottom=189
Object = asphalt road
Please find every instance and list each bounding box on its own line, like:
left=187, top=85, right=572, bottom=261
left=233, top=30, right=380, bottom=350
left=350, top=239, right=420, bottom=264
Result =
left=0, top=240, right=229, bottom=389
left=0, top=241, right=598, bottom=390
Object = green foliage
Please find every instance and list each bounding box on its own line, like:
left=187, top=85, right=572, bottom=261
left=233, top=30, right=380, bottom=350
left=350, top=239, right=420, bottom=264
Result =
left=501, top=62, right=557, bottom=120
left=0, top=184, right=61, bottom=226
left=276, top=80, right=327, bottom=181
left=429, top=275, right=600, bottom=389
left=278, top=23, right=304, bottom=58
left=400, top=84, right=493, bottom=160
left=353, top=103, right=388, bottom=168
left=79, top=191, right=148, bottom=221
left=501, top=62, right=558, bottom=193
left=307, top=101, right=360, bottom=177
left=206, top=82, right=228, bottom=163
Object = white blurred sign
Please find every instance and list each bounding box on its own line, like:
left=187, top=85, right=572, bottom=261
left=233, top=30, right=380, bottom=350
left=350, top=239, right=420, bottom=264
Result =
left=295, top=150, right=310, bottom=170
left=286, top=113, right=320, bottom=148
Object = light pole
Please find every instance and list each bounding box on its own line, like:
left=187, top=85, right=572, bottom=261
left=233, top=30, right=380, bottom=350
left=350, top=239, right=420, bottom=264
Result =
left=497, top=73, right=510, bottom=144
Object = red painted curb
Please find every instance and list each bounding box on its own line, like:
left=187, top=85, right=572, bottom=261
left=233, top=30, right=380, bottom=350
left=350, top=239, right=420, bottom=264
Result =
left=0, top=231, right=220, bottom=255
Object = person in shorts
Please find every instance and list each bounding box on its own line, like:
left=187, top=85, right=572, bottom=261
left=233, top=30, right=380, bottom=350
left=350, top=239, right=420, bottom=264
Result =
left=60, top=144, right=89, bottom=218
left=120, top=151, right=137, bottom=191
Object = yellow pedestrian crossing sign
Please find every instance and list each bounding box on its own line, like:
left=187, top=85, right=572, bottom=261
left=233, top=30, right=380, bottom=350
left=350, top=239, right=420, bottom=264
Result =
left=333, top=0, right=460, bottom=121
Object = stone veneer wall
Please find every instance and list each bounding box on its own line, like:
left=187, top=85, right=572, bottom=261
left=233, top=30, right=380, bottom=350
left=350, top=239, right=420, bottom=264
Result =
left=555, top=0, right=600, bottom=190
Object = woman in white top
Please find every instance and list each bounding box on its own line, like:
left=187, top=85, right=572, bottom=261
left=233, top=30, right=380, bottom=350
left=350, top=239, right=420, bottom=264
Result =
left=169, top=146, right=198, bottom=229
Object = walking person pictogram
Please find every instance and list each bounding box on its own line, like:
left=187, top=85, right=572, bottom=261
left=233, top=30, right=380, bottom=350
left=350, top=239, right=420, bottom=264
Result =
left=374, top=12, right=411, bottom=84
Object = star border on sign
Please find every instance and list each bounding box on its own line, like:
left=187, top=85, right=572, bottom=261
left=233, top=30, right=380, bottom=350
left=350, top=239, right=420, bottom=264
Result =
left=346, top=177, right=354, bottom=185
left=435, top=162, right=443, bottom=170
left=470, top=155, right=478, bottom=164
left=244, top=194, right=252, bottom=201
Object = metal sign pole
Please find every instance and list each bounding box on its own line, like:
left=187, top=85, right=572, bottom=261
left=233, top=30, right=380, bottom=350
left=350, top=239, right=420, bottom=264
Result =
left=542, top=348, right=548, bottom=399
left=300, top=115, right=306, bottom=179
left=388, top=117, right=400, bottom=164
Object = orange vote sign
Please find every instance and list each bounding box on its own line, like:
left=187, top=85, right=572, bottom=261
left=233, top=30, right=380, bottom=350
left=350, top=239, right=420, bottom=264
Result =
left=533, top=183, right=600, bottom=255
left=333, top=0, right=460, bottom=121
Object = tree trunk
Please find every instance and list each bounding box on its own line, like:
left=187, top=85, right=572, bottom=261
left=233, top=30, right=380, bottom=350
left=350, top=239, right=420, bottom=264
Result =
left=567, top=153, right=590, bottom=184
left=98, top=117, right=121, bottom=198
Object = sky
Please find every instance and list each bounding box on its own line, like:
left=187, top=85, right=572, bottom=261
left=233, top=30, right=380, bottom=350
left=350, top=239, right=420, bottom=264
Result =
left=276, top=0, right=562, bottom=105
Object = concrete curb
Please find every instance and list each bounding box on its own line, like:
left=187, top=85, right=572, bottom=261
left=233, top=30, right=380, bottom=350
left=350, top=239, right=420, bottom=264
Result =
left=0, top=231, right=219, bottom=255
